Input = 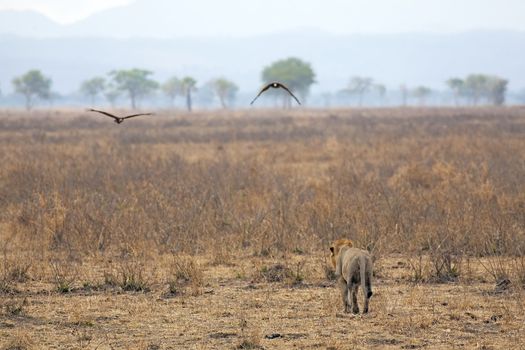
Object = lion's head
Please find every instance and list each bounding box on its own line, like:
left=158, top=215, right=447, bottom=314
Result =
left=329, top=239, right=354, bottom=268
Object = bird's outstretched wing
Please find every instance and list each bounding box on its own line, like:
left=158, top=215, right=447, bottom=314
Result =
left=250, top=82, right=302, bottom=105
left=250, top=83, right=273, bottom=105
left=87, top=108, right=119, bottom=121
left=275, top=83, right=302, bottom=105
left=122, top=113, right=154, bottom=120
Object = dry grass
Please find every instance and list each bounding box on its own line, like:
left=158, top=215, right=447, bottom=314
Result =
left=1, top=107, right=525, bottom=349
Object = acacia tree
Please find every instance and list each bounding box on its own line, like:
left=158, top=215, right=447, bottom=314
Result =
left=446, top=78, right=464, bottom=106
left=517, top=89, right=525, bottom=105
left=463, top=74, right=487, bottom=105
left=80, top=77, right=106, bottom=105
left=162, top=76, right=182, bottom=107
left=261, top=57, right=315, bottom=107
left=104, top=84, right=120, bottom=108
left=181, top=77, right=197, bottom=112
left=321, top=92, right=332, bottom=108
left=413, top=86, right=432, bottom=106
left=12, top=69, right=52, bottom=110
left=400, top=84, right=409, bottom=106
left=459, top=74, right=508, bottom=106
left=211, top=78, right=238, bottom=108
left=374, top=83, right=387, bottom=106
left=109, top=68, right=158, bottom=108
left=485, top=76, right=508, bottom=106
left=346, top=76, right=374, bottom=106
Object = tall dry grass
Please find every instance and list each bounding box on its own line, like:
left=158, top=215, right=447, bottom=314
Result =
left=1, top=107, right=524, bottom=286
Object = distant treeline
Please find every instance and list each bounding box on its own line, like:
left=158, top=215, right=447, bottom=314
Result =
left=1, top=57, right=521, bottom=110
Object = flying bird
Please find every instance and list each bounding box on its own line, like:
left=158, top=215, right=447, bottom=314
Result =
left=250, top=82, right=301, bottom=105
left=87, top=108, right=154, bottom=124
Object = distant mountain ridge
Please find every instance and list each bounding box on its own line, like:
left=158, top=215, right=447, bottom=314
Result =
left=0, top=10, right=62, bottom=37
left=1, top=30, right=524, bottom=95
left=0, top=5, right=524, bottom=96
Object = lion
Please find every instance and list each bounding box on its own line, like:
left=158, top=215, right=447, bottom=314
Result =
left=329, top=239, right=373, bottom=314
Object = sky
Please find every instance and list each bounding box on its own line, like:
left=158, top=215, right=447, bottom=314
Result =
left=0, top=0, right=131, bottom=23
left=0, top=0, right=524, bottom=35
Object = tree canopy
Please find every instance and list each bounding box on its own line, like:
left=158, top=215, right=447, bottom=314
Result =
left=346, top=76, right=374, bottom=106
left=446, top=78, right=464, bottom=106
left=412, top=86, right=432, bottom=106
left=162, top=77, right=182, bottom=107
left=181, top=77, right=197, bottom=112
left=261, top=57, right=315, bottom=106
left=109, top=68, right=158, bottom=108
left=446, top=74, right=508, bottom=106
left=12, top=69, right=52, bottom=110
left=80, top=77, right=106, bottom=105
left=211, top=78, right=238, bottom=108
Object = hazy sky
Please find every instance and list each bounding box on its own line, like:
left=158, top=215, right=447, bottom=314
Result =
left=0, top=0, right=129, bottom=23
left=0, top=0, right=524, bottom=35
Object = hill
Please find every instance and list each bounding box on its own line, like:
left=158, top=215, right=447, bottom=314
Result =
left=0, top=30, right=524, bottom=95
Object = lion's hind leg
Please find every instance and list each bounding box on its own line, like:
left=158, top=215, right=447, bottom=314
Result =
left=338, top=277, right=351, bottom=313
left=351, top=283, right=360, bottom=314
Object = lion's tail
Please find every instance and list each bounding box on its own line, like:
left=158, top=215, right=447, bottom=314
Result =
left=360, top=255, right=373, bottom=299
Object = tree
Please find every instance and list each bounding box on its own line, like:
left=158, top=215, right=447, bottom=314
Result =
left=211, top=78, right=238, bottom=108
left=517, top=89, right=525, bottom=105
left=181, top=77, right=197, bottom=112
left=485, top=76, right=508, bottom=106
left=374, top=84, right=387, bottom=106
left=446, top=78, right=464, bottom=106
left=12, top=69, right=52, bottom=110
left=321, top=92, right=332, bottom=108
left=104, top=85, right=120, bottom=108
left=461, top=74, right=508, bottom=106
left=261, top=57, right=315, bottom=107
left=464, top=74, right=492, bottom=105
left=162, top=76, right=182, bottom=107
left=47, top=91, right=61, bottom=107
left=413, top=86, right=432, bottom=106
left=346, top=76, right=374, bottom=106
left=400, top=84, right=409, bottom=107
left=109, top=68, right=158, bottom=108
left=80, top=77, right=106, bottom=105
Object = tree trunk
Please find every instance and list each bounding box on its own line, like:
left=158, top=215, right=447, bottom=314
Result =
left=186, top=90, right=192, bottom=112
left=453, top=92, right=459, bottom=106
left=130, top=92, right=136, bottom=109
left=219, top=94, right=226, bottom=109
left=25, top=93, right=32, bottom=111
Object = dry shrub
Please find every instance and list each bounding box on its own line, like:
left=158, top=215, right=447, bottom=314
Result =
left=50, top=259, right=78, bottom=293
left=0, top=265, right=16, bottom=294
left=258, top=263, right=291, bottom=283
left=511, top=256, right=525, bottom=288
left=1, top=108, right=525, bottom=289
left=256, top=260, right=306, bottom=285
left=236, top=315, right=262, bottom=350
left=167, top=255, right=203, bottom=296
left=1, top=330, right=34, bottom=350
left=323, top=263, right=337, bottom=281
left=100, top=249, right=152, bottom=292
left=2, top=259, right=31, bottom=284
left=2, top=297, right=28, bottom=317
left=210, top=243, right=235, bottom=266
left=118, top=260, right=150, bottom=292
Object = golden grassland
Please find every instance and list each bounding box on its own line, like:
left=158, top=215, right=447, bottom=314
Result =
left=1, top=107, right=525, bottom=349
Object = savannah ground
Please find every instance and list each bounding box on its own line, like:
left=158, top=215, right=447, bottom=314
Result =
left=0, top=107, right=524, bottom=349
